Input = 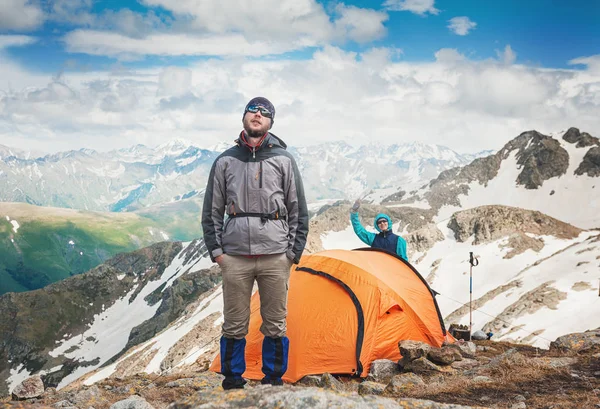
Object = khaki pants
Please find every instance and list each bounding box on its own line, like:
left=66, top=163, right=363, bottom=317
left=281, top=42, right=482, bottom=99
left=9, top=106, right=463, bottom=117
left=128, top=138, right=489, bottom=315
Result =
left=220, top=253, right=292, bottom=339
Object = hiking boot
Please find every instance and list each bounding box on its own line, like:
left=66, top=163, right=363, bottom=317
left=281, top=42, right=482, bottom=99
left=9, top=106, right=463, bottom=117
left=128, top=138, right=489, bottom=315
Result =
left=261, top=377, right=284, bottom=386
left=222, top=376, right=247, bottom=390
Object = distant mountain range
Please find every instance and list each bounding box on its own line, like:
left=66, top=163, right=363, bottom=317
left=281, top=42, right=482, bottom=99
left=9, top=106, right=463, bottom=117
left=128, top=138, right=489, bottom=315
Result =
left=0, top=139, right=488, bottom=212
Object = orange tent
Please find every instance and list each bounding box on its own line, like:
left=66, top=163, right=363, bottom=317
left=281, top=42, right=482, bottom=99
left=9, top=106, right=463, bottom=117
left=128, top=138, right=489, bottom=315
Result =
left=210, top=248, right=450, bottom=382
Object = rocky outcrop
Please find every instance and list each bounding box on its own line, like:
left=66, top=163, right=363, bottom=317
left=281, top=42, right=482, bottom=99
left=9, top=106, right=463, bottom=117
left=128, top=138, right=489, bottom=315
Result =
left=501, top=233, right=545, bottom=258
left=562, top=127, right=600, bottom=148
left=445, top=281, right=521, bottom=324
left=482, top=282, right=567, bottom=334
left=404, top=129, right=594, bottom=212
left=405, top=224, right=445, bottom=255
left=511, top=131, right=569, bottom=189
left=10, top=376, right=44, bottom=400
left=550, top=327, right=600, bottom=352
left=447, top=205, right=581, bottom=244
left=575, top=146, right=600, bottom=177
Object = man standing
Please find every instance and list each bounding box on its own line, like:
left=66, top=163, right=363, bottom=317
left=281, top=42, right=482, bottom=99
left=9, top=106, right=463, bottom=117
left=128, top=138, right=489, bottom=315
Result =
left=202, top=97, right=309, bottom=390
left=349, top=200, right=408, bottom=261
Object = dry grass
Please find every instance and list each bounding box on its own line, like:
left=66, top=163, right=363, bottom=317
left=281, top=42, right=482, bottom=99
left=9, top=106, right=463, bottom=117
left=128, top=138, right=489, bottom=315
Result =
left=383, top=351, right=600, bottom=409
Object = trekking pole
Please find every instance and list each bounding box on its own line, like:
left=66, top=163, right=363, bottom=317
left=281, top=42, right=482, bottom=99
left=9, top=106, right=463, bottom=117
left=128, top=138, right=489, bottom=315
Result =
left=469, top=252, right=479, bottom=341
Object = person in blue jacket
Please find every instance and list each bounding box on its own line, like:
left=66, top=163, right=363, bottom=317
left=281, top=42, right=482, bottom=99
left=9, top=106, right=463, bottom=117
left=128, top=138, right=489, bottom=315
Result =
left=349, top=200, right=408, bottom=261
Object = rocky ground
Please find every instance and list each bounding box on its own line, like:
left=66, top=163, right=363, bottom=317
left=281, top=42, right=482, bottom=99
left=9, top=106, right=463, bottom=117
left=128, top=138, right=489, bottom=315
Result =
left=3, top=329, right=599, bottom=409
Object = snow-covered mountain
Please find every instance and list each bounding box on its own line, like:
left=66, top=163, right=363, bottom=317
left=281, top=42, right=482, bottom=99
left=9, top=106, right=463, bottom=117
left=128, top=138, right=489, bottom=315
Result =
left=381, top=127, right=600, bottom=230
left=0, top=140, right=482, bottom=212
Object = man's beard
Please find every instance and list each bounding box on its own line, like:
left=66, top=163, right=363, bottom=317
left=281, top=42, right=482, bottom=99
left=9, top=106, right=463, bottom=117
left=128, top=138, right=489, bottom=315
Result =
left=245, top=128, right=266, bottom=139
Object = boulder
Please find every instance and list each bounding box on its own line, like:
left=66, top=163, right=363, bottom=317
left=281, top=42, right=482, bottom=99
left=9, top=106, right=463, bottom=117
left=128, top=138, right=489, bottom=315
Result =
left=455, top=341, right=477, bottom=359
left=320, top=373, right=343, bottom=391
left=403, top=357, right=443, bottom=374
left=109, top=396, right=155, bottom=409
left=550, top=328, right=600, bottom=353
left=384, top=373, right=425, bottom=394
left=367, top=359, right=401, bottom=383
left=451, top=358, right=480, bottom=370
left=358, top=381, right=386, bottom=396
left=296, top=375, right=321, bottom=387
left=398, top=340, right=431, bottom=368
left=11, top=375, right=45, bottom=400
left=428, top=347, right=463, bottom=365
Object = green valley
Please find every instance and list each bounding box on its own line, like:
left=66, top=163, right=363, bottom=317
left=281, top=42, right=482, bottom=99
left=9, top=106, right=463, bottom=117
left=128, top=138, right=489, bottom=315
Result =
left=0, top=202, right=202, bottom=295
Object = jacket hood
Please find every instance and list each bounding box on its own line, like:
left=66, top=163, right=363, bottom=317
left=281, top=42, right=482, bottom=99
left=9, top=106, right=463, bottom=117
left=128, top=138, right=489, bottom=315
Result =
left=374, top=213, right=393, bottom=232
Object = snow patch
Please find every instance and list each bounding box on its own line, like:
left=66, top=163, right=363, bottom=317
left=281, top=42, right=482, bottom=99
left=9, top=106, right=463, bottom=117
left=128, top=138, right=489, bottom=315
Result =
left=10, top=220, right=20, bottom=233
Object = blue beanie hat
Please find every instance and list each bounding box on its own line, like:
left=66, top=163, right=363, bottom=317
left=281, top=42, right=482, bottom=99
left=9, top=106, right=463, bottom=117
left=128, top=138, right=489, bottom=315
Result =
left=243, top=96, right=275, bottom=128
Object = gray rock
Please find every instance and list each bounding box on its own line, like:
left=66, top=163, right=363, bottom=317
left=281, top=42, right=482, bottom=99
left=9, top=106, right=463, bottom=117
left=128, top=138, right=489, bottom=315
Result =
left=456, top=341, right=477, bottom=359
left=321, top=373, right=343, bottom=391
left=110, top=396, right=155, bottom=409
left=550, top=327, right=600, bottom=352
left=403, top=357, right=443, bottom=374
left=163, top=375, right=221, bottom=390
left=384, top=373, right=425, bottom=395
left=398, top=340, right=432, bottom=368
left=367, top=359, right=401, bottom=383
left=472, top=376, right=492, bottom=383
left=70, top=385, right=109, bottom=407
left=486, top=349, right=525, bottom=369
left=511, top=403, right=526, bottom=409
left=514, top=395, right=526, bottom=402
left=358, top=381, right=386, bottom=396
left=113, top=384, right=137, bottom=395
left=296, top=375, right=321, bottom=387
left=53, top=400, right=76, bottom=408
left=11, top=375, right=45, bottom=400
left=428, top=347, right=462, bottom=365
left=451, top=358, right=480, bottom=370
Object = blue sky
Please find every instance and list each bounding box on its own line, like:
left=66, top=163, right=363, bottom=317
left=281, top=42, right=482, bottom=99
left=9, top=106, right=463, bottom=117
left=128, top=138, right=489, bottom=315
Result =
left=2, top=0, right=599, bottom=72
left=0, top=0, right=599, bottom=153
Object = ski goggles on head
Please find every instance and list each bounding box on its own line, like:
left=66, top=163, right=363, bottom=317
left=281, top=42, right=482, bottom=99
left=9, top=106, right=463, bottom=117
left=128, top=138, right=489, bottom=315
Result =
left=245, top=105, right=273, bottom=118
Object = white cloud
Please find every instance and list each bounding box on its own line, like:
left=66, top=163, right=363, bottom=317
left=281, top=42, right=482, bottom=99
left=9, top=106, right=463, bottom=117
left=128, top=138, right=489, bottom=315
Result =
left=383, top=0, right=439, bottom=15
left=496, top=44, right=517, bottom=65
left=569, top=54, right=600, bottom=74
left=447, top=16, right=477, bottom=36
left=0, top=0, right=44, bottom=30
left=61, top=2, right=390, bottom=58
left=434, top=48, right=466, bottom=63
left=0, top=47, right=599, bottom=155
left=333, top=4, right=388, bottom=43
left=63, top=30, right=316, bottom=58
left=0, top=35, right=37, bottom=49
left=158, top=67, right=192, bottom=97
left=142, top=0, right=334, bottom=40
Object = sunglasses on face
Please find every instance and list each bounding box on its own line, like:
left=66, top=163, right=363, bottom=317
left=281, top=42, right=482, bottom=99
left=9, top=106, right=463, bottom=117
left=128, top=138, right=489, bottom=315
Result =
left=377, top=219, right=387, bottom=225
left=245, top=105, right=273, bottom=118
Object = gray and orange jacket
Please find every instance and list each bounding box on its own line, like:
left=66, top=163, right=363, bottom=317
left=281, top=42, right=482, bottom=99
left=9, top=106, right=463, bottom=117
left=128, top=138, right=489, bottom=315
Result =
left=201, top=132, right=309, bottom=264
